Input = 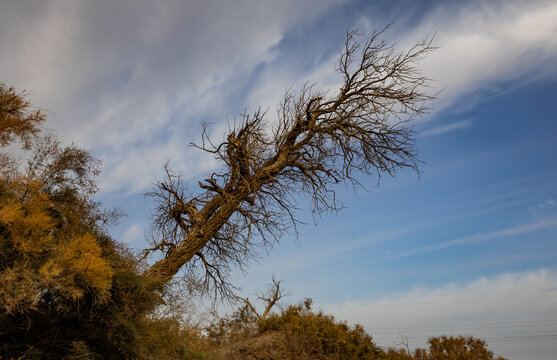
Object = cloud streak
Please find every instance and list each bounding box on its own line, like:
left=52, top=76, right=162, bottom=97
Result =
left=411, top=0, right=557, bottom=112
left=400, top=217, right=557, bottom=257
left=0, top=0, right=346, bottom=195
left=3, top=1, right=556, bottom=196
left=122, top=223, right=144, bottom=244
left=420, top=119, right=474, bottom=137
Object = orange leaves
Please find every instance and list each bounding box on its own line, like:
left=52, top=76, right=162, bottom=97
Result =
left=1, top=83, right=135, bottom=357
left=0, top=178, right=114, bottom=313
left=0, top=83, right=45, bottom=149
left=0, top=179, right=54, bottom=258
left=41, top=233, right=114, bottom=301
left=0, top=265, right=40, bottom=314
left=426, top=335, right=503, bottom=360
left=0, top=199, right=23, bottom=223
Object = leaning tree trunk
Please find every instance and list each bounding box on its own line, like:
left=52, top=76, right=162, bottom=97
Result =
left=142, top=28, right=435, bottom=297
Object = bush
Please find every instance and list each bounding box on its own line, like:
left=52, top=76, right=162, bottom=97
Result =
left=0, top=83, right=214, bottom=359
left=209, top=298, right=384, bottom=360
left=384, top=335, right=508, bottom=360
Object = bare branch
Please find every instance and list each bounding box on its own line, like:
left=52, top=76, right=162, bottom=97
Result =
left=143, top=28, right=436, bottom=300
left=242, top=276, right=285, bottom=320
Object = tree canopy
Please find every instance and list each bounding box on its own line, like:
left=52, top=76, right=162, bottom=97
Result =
left=0, top=83, right=165, bottom=359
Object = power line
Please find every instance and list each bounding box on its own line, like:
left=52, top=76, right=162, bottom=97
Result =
left=374, top=333, right=557, bottom=344
left=363, top=293, right=557, bottom=306
left=369, top=319, right=557, bottom=332
left=360, top=287, right=557, bottom=301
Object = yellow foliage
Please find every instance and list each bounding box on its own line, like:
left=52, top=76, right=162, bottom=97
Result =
left=1, top=177, right=114, bottom=312
left=42, top=233, right=114, bottom=301
left=0, top=264, right=40, bottom=314
left=0, top=199, right=24, bottom=223
left=0, top=83, right=45, bottom=149
left=0, top=179, right=54, bottom=257
left=38, top=260, right=62, bottom=278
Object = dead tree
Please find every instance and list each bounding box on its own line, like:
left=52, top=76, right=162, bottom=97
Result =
left=243, top=277, right=285, bottom=321
left=143, top=27, right=436, bottom=298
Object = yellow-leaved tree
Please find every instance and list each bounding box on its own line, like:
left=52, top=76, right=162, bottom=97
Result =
left=0, top=84, right=150, bottom=358
left=0, top=177, right=113, bottom=313
left=0, top=83, right=115, bottom=312
left=1, top=83, right=213, bottom=360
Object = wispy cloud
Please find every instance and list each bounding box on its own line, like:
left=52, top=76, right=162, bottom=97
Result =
left=2, top=1, right=556, bottom=196
left=420, top=118, right=474, bottom=137
left=408, top=0, right=557, bottom=112
left=122, top=223, right=144, bottom=244
left=0, top=0, right=346, bottom=195
left=243, top=0, right=557, bottom=144
left=529, top=198, right=557, bottom=216
left=400, top=217, right=557, bottom=257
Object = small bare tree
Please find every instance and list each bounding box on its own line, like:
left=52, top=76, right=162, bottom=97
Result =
left=143, top=27, right=435, bottom=298
left=242, top=276, right=285, bottom=321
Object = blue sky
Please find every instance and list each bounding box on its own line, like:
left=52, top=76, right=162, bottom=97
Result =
left=1, top=1, right=557, bottom=359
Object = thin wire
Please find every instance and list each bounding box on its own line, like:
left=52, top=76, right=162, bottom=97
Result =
left=361, top=288, right=557, bottom=301
left=364, top=293, right=557, bottom=306
left=374, top=333, right=557, bottom=343
left=369, top=319, right=557, bottom=332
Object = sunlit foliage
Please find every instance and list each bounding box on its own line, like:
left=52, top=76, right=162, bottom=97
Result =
left=0, top=177, right=114, bottom=314
left=383, top=335, right=508, bottom=360
left=0, top=83, right=166, bottom=358
left=208, top=298, right=384, bottom=359
left=0, top=84, right=44, bottom=149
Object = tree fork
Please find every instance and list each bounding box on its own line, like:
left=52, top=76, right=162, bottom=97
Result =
left=143, top=27, right=435, bottom=296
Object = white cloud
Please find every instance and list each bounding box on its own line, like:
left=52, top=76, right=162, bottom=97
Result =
left=528, top=198, right=557, bottom=216
left=324, top=269, right=557, bottom=360
left=2, top=0, right=556, bottom=195
left=0, top=0, right=346, bottom=195
left=401, top=216, right=557, bottom=256
left=407, top=0, right=557, bottom=112
left=122, top=223, right=144, bottom=244
left=243, top=0, right=557, bottom=144
left=420, top=118, right=474, bottom=137
left=243, top=50, right=341, bottom=117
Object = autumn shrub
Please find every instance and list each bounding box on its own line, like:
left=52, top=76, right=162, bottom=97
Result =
left=0, top=83, right=202, bottom=359
left=135, top=317, right=219, bottom=360
left=383, top=335, right=508, bottom=360
left=422, top=335, right=507, bottom=360
left=0, top=172, right=159, bottom=357
left=259, top=299, right=383, bottom=359
left=209, top=298, right=385, bottom=360
left=206, top=301, right=260, bottom=346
